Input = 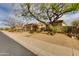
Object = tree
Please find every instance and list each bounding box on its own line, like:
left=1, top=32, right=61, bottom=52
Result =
left=3, top=17, right=24, bottom=28
left=20, top=3, right=79, bottom=31
left=3, top=17, right=16, bottom=28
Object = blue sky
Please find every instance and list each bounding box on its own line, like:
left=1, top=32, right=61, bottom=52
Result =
left=61, top=12, right=79, bottom=25
left=0, top=4, right=12, bottom=27
left=0, top=4, right=13, bottom=22
left=0, top=4, right=79, bottom=28
left=0, top=4, right=16, bottom=28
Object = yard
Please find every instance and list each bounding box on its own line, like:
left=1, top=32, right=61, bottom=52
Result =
left=6, top=31, right=79, bottom=50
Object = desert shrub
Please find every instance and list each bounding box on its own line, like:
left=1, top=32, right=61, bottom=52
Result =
left=30, top=29, right=42, bottom=33
left=52, top=26, right=63, bottom=33
left=62, top=26, right=67, bottom=33
left=4, top=28, right=10, bottom=31
left=46, top=26, right=63, bottom=35
left=66, top=33, right=72, bottom=38
left=46, top=25, right=63, bottom=34
left=0, top=28, right=4, bottom=30
left=76, top=33, right=79, bottom=39
left=62, top=26, right=72, bottom=33
left=36, top=29, right=43, bottom=33
left=1, top=28, right=16, bottom=32
left=41, top=27, right=46, bottom=31
left=7, top=28, right=16, bottom=32
left=32, top=24, right=39, bottom=31
left=72, top=20, right=79, bottom=27
left=30, top=30, right=36, bottom=33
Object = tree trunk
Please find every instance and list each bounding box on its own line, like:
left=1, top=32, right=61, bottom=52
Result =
left=45, top=24, right=55, bottom=35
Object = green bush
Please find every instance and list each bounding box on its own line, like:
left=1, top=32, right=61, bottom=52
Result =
left=8, top=28, right=16, bottom=32
left=52, top=26, right=63, bottom=33
left=46, top=25, right=63, bottom=33
left=62, top=26, right=72, bottom=33
left=30, top=30, right=36, bottom=33
left=36, top=29, right=42, bottom=33
left=41, top=27, right=46, bottom=31
left=62, top=27, right=67, bottom=33
left=4, top=28, right=10, bottom=31
left=3, top=28, right=16, bottom=32
left=0, top=28, right=4, bottom=30
left=30, top=29, right=42, bottom=33
left=76, top=33, right=79, bottom=39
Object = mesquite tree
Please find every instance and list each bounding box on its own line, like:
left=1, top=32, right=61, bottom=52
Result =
left=20, top=3, right=79, bottom=31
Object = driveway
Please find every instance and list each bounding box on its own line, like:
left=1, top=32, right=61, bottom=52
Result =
left=0, top=32, right=36, bottom=56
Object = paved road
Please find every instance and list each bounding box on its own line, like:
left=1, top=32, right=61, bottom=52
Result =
left=0, top=32, right=36, bottom=56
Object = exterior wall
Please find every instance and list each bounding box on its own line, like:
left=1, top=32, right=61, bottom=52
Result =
left=15, top=21, right=66, bottom=32
left=15, top=25, right=23, bottom=32
left=22, top=23, right=46, bottom=31
left=53, top=23, right=62, bottom=26
left=53, top=21, right=66, bottom=27
left=23, top=25, right=32, bottom=31
left=62, top=23, right=67, bottom=26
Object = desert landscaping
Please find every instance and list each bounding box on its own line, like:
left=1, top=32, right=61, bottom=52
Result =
left=1, top=30, right=79, bottom=56
left=0, top=3, right=79, bottom=56
left=2, top=31, right=79, bottom=50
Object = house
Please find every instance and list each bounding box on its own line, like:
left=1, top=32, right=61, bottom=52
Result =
left=15, top=19, right=67, bottom=32
left=22, top=22, right=46, bottom=31
left=52, top=20, right=67, bottom=26
left=15, top=24, right=24, bottom=32
left=23, top=23, right=33, bottom=31
left=36, top=23, right=46, bottom=30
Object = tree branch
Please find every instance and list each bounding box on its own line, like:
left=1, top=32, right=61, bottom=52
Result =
left=27, top=4, right=48, bottom=25
left=46, top=8, right=52, bottom=23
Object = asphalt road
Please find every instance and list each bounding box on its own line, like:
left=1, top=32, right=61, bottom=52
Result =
left=0, top=32, right=36, bottom=56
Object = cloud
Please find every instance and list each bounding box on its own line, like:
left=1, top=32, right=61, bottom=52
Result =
left=0, top=4, right=13, bottom=19
left=1, top=3, right=79, bottom=27
left=61, top=12, right=79, bottom=26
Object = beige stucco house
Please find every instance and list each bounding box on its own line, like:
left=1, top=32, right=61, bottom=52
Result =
left=15, top=19, right=66, bottom=32
left=52, top=20, right=67, bottom=26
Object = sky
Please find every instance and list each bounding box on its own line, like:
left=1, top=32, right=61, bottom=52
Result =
left=0, top=3, right=79, bottom=28
left=0, top=4, right=13, bottom=27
